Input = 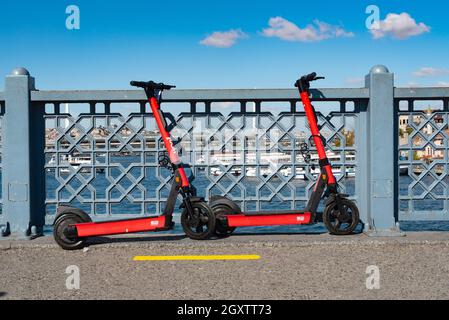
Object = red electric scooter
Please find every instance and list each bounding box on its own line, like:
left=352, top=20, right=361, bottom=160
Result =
left=210, top=73, right=360, bottom=236
left=53, top=81, right=217, bottom=250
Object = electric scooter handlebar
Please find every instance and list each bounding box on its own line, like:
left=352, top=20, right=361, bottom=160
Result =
left=130, top=80, right=176, bottom=90
left=295, top=72, right=325, bottom=92
left=301, top=72, right=325, bottom=82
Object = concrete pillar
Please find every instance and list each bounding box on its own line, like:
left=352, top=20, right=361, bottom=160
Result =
left=364, top=65, right=403, bottom=236
left=1, top=68, right=45, bottom=239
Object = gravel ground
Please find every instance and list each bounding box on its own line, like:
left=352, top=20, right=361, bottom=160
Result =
left=1, top=232, right=449, bottom=300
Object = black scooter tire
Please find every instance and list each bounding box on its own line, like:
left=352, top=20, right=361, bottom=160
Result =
left=181, top=202, right=216, bottom=240
left=323, top=198, right=359, bottom=235
left=53, top=213, right=91, bottom=250
left=212, top=204, right=237, bottom=237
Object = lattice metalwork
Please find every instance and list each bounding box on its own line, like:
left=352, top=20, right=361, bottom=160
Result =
left=44, top=100, right=359, bottom=223
left=398, top=100, right=449, bottom=220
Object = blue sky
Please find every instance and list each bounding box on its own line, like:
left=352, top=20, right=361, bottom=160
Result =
left=0, top=0, right=448, bottom=90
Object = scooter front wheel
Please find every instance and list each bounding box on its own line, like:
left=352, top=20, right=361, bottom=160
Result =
left=181, top=202, right=216, bottom=240
left=323, top=198, right=359, bottom=235
left=53, top=213, right=91, bottom=250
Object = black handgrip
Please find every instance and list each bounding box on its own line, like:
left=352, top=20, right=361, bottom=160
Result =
left=301, top=72, right=325, bottom=82
left=130, top=81, right=146, bottom=88
left=302, top=72, right=317, bottom=82
left=130, top=80, right=176, bottom=90
left=295, top=72, right=325, bottom=92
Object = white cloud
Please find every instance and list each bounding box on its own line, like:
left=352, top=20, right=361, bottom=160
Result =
left=407, top=81, right=420, bottom=87
left=370, top=13, right=430, bottom=40
left=345, top=77, right=364, bottom=85
left=413, top=67, right=449, bottom=77
left=200, top=29, right=247, bottom=48
left=261, top=17, right=354, bottom=42
left=401, top=81, right=449, bottom=87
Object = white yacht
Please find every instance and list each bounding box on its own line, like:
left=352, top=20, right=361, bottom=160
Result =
left=47, top=154, right=105, bottom=174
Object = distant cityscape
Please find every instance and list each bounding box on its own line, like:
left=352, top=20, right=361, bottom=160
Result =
left=398, top=107, right=447, bottom=162
left=45, top=123, right=356, bottom=157
left=42, top=107, right=446, bottom=169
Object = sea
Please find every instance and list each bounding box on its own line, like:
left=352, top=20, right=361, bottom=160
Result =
left=39, top=154, right=449, bottom=234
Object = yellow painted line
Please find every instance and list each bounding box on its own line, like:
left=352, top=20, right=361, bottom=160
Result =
left=133, top=254, right=261, bottom=261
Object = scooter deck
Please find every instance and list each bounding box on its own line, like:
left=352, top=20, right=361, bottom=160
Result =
left=226, top=212, right=312, bottom=227
left=74, top=215, right=173, bottom=237
left=242, top=210, right=307, bottom=216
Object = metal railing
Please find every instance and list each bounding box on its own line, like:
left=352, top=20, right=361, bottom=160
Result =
left=1, top=65, right=448, bottom=239
left=395, top=88, right=449, bottom=221
left=42, top=97, right=363, bottom=224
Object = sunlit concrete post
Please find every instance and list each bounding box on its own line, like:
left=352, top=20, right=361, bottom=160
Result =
left=364, top=65, right=403, bottom=236
left=1, top=68, right=45, bottom=239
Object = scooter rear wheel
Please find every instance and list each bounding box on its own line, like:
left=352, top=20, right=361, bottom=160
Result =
left=323, top=198, right=359, bottom=235
left=181, top=202, right=216, bottom=240
left=212, top=204, right=237, bottom=236
left=53, top=213, right=91, bottom=250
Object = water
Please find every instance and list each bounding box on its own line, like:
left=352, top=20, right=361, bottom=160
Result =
left=40, top=154, right=449, bottom=234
